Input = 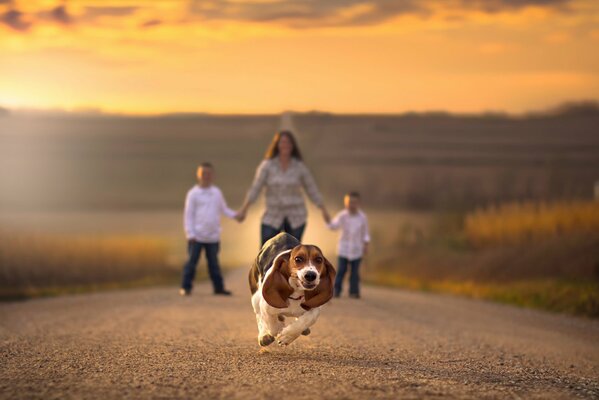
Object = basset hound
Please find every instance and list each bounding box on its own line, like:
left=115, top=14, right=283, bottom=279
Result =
left=249, top=232, right=336, bottom=346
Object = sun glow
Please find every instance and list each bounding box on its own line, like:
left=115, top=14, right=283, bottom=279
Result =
left=1, top=0, right=598, bottom=114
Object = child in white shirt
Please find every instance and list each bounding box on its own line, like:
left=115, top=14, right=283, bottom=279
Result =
left=326, top=192, right=370, bottom=298
left=180, top=162, right=238, bottom=296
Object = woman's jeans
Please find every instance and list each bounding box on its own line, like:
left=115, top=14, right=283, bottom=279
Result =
left=181, top=241, right=224, bottom=293
left=334, top=256, right=362, bottom=296
left=261, top=218, right=306, bottom=246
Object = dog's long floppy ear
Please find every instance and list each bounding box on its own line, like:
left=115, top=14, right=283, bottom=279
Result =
left=262, top=252, right=294, bottom=308
left=302, top=256, right=336, bottom=310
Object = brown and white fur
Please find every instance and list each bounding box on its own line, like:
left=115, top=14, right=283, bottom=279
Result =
left=249, top=233, right=336, bottom=347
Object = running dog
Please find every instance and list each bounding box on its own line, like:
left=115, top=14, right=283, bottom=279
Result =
left=249, top=233, right=336, bottom=346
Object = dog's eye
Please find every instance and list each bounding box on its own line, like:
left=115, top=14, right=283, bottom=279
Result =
left=315, top=257, right=323, bottom=264
left=294, top=257, right=303, bottom=263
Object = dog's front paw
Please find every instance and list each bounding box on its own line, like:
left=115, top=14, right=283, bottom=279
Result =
left=259, top=334, right=275, bottom=347
left=277, top=329, right=301, bottom=346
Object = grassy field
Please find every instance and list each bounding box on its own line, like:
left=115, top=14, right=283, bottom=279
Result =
left=365, top=200, right=599, bottom=317
left=0, top=207, right=412, bottom=299
left=1, top=107, right=598, bottom=315
left=465, top=200, right=599, bottom=246
left=1, top=105, right=598, bottom=212
left=0, top=230, right=179, bottom=299
left=367, top=273, right=599, bottom=317
left=2, top=205, right=597, bottom=317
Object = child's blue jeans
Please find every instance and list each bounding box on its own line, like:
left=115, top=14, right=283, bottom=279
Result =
left=334, top=256, right=362, bottom=296
left=181, top=241, right=224, bottom=293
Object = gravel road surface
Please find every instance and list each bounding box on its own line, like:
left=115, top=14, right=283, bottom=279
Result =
left=1, top=268, right=598, bottom=399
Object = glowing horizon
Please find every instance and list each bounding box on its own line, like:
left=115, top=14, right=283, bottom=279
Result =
left=1, top=0, right=598, bottom=114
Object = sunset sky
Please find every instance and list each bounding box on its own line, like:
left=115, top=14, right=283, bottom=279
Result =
left=1, top=0, right=598, bottom=114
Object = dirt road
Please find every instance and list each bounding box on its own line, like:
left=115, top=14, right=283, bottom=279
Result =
left=1, top=268, right=598, bottom=399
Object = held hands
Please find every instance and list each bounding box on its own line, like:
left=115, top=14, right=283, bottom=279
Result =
left=234, top=211, right=245, bottom=223
left=234, top=205, right=249, bottom=223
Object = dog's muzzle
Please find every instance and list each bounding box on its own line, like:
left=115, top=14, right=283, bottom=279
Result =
left=299, top=271, right=318, bottom=290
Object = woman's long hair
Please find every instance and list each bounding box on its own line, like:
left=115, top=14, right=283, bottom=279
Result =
left=264, top=130, right=303, bottom=160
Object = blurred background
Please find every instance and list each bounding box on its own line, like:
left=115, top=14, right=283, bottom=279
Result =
left=1, top=0, right=598, bottom=316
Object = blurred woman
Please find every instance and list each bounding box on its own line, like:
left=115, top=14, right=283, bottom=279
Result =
left=237, top=130, right=329, bottom=245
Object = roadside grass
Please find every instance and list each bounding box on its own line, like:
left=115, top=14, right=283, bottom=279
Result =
left=465, top=200, right=599, bottom=246
left=0, top=274, right=180, bottom=301
left=3, top=199, right=599, bottom=317
left=366, top=200, right=599, bottom=318
left=0, top=231, right=192, bottom=300
left=366, top=273, right=599, bottom=317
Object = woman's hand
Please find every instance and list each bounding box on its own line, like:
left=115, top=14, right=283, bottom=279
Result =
left=321, top=207, right=331, bottom=224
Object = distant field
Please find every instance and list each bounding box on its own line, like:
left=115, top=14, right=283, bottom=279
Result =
left=366, top=200, right=599, bottom=317
left=293, top=112, right=599, bottom=210
left=465, top=200, right=599, bottom=246
left=0, top=206, right=417, bottom=278
left=0, top=206, right=415, bottom=299
left=1, top=108, right=598, bottom=212
left=3, top=203, right=598, bottom=316
left=0, top=114, right=279, bottom=212
left=0, top=230, right=176, bottom=299
left=1, top=108, right=598, bottom=314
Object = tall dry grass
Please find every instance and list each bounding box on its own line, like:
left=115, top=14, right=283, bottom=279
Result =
left=0, top=231, right=175, bottom=298
left=464, top=200, right=599, bottom=246
left=367, top=272, right=599, bottom=317
left=366, top=201, right=599, bottom=317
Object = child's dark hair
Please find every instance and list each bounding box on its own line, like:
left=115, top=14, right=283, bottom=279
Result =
left=346, top=191, right=361, bottom=199
left=200, top=162, right=214, bottom=169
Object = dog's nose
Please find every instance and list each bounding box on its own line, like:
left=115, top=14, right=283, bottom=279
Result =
left=304, top=271, right=317, bottom=282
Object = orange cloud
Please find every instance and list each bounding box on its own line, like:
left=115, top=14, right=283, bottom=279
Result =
left=0, top=0, right=580, bottom=32
left=0, top=0, right=598, bottom=114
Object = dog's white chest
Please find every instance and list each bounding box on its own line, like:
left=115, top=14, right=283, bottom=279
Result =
left=280, top=298, right=306, bottom=317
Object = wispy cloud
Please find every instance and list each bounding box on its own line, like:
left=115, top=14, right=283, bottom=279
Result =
left=48, top=5, right=71, bottom=25
left=82, top=6, right=139, bottom=20
left=1, top=8, right=30, bottom=31
left=0, top=0, right=576, bottom=32
left=184, top=0, right=574, bottom=27
left=457, top=0, right=571, bottom=13
left=0, top=3, right=139, bottom=31
left=140, top=18, right=161, bottom=28
left=186, top=0, right=426, bottom=28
